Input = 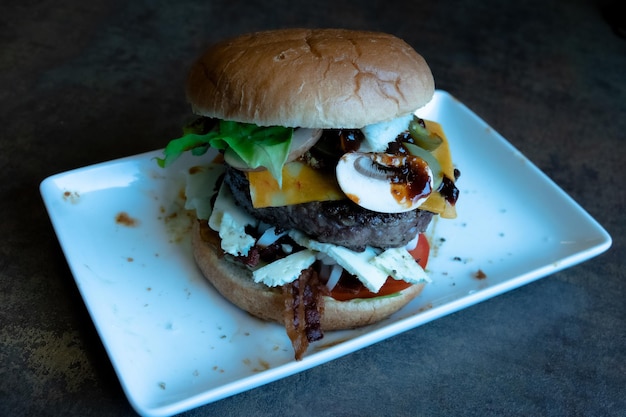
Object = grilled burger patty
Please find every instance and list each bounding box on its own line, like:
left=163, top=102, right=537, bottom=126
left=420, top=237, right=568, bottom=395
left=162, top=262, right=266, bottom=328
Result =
left=224, top=167, right=434, bottom=252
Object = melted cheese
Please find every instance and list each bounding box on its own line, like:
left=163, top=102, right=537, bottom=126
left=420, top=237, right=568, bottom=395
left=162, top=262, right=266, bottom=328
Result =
left=248, top=161, right=345, bottom=207
left=247, top=119, right=457, bottom=218
left=417, top=120, right=457, bottom=218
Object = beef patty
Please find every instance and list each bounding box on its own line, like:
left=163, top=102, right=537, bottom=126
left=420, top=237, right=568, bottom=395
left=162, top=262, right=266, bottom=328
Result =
left=224, top=167, right=434, bottom=251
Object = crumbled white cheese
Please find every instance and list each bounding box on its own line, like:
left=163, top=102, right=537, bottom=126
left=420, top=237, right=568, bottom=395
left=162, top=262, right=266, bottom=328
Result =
left=370, top=247, right=431, bottom=284
left=208, top=182, right=257, bottom=256
left=252, top=249, right=317, bottom=287
left=216, top=211, right=256, bottom=256
left=288, top=231, right=389, bottom=293
left=359, top=113, right=414, bottom=152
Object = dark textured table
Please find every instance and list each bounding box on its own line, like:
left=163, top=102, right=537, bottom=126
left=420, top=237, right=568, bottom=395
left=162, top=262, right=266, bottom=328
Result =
left=2, top=1, right=625, bottom=416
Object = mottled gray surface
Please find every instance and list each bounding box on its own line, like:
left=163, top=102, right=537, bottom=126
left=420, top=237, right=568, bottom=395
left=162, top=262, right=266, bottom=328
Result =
left=1, top=0, right=625, bottom=416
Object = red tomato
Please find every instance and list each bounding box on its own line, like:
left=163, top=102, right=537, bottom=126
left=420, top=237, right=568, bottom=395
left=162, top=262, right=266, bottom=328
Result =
left=329, top=234, right=430, bottom=301
left=408, top=233, right=430, bottom=270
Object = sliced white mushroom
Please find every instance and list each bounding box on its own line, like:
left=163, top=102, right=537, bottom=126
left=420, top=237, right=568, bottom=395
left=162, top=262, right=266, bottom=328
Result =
left=336, top=152, right=434, bottom=213
left=224, top=128, right=322, bottom=171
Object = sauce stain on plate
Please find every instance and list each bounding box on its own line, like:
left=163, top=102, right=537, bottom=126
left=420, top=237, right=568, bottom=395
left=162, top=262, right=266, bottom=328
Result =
left=115, top=211, right=140, bottom=227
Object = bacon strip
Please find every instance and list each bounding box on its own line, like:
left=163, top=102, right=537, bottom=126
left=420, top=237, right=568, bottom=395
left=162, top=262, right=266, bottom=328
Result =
left=282, top=267, right=326, bottom=360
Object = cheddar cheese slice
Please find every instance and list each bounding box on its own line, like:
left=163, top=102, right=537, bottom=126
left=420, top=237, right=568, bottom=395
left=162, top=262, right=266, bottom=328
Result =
left=248, top=161, right=345, bottom=207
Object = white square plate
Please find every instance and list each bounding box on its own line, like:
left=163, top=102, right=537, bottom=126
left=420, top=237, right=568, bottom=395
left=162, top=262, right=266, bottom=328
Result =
left=40, top=91, right=611, bottom=417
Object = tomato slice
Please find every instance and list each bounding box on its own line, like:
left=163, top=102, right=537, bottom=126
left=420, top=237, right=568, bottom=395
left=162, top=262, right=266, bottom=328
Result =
left=329, top=234, right=430, bottom=301
left=408, top=233, right=430, bottom=270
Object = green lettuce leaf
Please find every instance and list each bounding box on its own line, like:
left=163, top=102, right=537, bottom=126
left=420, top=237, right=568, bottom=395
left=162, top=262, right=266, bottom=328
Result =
left=156, top=119, right=293, bottom=185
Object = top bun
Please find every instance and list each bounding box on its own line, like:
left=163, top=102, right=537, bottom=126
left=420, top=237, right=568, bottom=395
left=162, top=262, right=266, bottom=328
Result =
left=186, top=28, right=435, bottom=128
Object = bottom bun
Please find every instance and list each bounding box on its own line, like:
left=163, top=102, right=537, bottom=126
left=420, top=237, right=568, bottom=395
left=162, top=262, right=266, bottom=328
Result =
left=191, top=221, right=425, bottom=331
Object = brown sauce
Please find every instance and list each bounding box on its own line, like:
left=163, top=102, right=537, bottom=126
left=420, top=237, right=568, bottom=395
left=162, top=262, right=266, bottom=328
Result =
left=388, top=156, right=433, bottom=205
left=438, top=169, right=460, bottom=206
left=115, top=212, right=139, bottom=227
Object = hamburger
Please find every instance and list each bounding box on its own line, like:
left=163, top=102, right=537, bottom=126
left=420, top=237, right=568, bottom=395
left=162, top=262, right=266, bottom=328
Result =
left=158, top=28, right=459, bottom=359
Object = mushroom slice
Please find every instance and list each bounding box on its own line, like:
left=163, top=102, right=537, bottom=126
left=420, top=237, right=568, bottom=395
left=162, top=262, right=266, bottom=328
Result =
left=336, top=152, right=434, bottom=213
left=224, top=128, right=322, bottom=171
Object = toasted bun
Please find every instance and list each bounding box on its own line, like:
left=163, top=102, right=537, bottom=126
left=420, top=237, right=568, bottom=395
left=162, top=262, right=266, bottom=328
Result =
left=186, top=28, right=434, bottom=128
left=191, top=221, right=425, bottom=330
